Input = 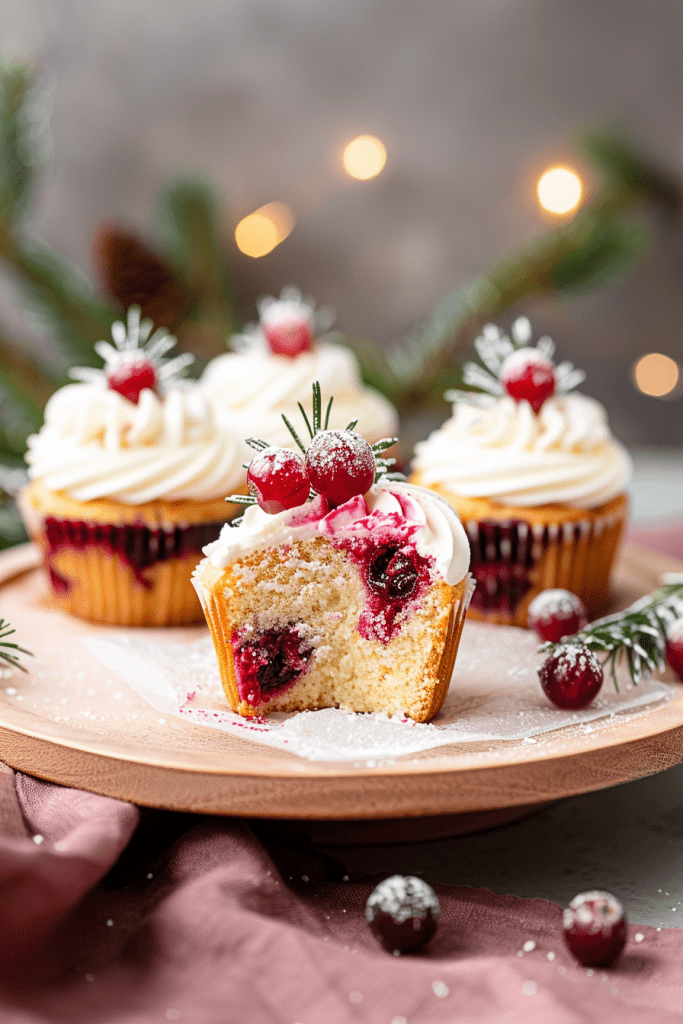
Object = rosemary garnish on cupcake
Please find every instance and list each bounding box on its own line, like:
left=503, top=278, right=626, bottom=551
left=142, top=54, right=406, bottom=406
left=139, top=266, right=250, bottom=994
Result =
left=228, top=382, right=401, bottom=513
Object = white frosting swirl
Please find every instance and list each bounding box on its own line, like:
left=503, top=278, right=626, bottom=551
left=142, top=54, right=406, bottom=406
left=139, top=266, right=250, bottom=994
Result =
left=204, top=480, right=470, bottom=586
left=199, top=341, right=398, bottom=446
left=25, top=383, right=244, bottom=504
left=412, top=393, right=632, bottom=509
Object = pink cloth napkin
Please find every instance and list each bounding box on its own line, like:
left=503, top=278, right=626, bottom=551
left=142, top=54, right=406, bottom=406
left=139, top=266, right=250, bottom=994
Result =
left=0, top=771, right=682, bottom=1023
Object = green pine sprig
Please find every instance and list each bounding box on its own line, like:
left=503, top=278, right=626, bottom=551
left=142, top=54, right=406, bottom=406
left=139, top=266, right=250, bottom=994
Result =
left=540, top=578, right=683, bottom=690
left=0, top=618, right=31, bottom=673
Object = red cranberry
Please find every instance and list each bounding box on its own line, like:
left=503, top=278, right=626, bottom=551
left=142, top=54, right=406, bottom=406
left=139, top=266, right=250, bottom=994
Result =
left=563, top=891, right=627, bottom=967
left=501, top=347, right=556, bottom=414
left=232, top=624, right=314, bottom=706
left=365, top=875, right=440, bottom=954
left=528, top=589, right=588, bottom=643
left=247, top=447, right=310, bottom=515
left=263, top=318, right=313, bottom=358
left=367, top=545, right=419, bottom=601
left=107, top=358, right=157, bottom=404
left=539, top=644, right=603, bottom=710
left=305, top=430, right=375, bottom=507
left=666, top=618, right=683, bottom=680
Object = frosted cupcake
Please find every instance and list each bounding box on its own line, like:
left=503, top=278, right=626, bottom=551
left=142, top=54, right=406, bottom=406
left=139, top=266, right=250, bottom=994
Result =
left=193, top=385, right=473, bottom=722
left=21, top=308, right=245, bottom=626
left=411, top=318, right=631, bottom=626
left=199, top=286, right=399, bottom=448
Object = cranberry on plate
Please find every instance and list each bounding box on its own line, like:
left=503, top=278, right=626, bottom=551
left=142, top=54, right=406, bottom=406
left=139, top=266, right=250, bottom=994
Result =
left=365, top=875, right=440, bottom=954
left=666, top=618, right=683, bottom=680
left=528, top=589, right=588, bottom=643
left=563, top=890, right=627, bottom=967
left=539, top=644, right=603, bottom=710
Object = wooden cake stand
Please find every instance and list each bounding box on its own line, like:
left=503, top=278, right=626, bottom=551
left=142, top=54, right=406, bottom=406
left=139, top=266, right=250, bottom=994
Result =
left=0, top=542, right=682, bottom=841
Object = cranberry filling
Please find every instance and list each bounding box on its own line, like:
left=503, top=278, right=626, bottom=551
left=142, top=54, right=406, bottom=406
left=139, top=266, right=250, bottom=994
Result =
left=336, top=538, right=432, bottom=644
left=232, top=625, right=313, bottom=706
left=367, top=545, right=419, bottom=601
left=43, top=516, right=224, bottom=591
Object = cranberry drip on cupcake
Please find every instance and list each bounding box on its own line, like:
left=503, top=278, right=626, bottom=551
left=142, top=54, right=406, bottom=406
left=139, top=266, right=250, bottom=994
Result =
left=201, top=384, right=470, bottom=708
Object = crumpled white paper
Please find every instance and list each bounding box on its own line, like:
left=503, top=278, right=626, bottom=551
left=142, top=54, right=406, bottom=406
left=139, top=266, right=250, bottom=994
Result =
left=81, top=620, right=678, bottom=763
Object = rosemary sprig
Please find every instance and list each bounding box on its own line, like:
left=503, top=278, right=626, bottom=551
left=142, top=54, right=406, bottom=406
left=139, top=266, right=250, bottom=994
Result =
left=540, top=579, right=683, bottom=690
left=0, top=618, right=32, bottom=673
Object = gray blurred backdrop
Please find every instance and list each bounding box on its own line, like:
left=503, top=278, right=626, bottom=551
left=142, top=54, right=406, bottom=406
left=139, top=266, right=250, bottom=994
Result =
left=2, top=0, right=683, bottom=452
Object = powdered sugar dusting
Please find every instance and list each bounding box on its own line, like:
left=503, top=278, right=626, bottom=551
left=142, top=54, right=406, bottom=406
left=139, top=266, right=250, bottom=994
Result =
left=81, top=620, right=677, bottom=762
left=528, top=589, right=585, bottom=624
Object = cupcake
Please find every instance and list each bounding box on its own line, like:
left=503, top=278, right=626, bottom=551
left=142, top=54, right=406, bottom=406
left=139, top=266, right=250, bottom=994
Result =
left=411, top=318, right=631, bottom=626
left=21, top=308, right=245, bottom=626
left=192, top=385, right=473, bottom=722
left=199, top=286, right=399, bottom=448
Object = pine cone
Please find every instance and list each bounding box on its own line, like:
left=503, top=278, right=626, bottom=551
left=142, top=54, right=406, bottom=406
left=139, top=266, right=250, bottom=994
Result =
left=94, top=225, right=192, bottom=331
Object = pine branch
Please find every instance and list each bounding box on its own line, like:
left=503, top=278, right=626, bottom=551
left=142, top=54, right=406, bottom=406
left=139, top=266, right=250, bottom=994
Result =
left=0, top=227, right=116, bottom=369
left=0, top=618, right=32, bottom=672
left=348, top=131, right=678, bottom=411
left=0, top=63, right=35, bottom=224
left=540, top=580, right=683, bottom=689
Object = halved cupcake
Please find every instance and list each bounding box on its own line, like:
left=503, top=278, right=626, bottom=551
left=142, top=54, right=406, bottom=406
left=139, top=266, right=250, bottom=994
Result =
left=21, top=308, right=245, bottom=626
left=193, top=385, right=473, bottom=722
left=411, top=318, right=631, bottom=626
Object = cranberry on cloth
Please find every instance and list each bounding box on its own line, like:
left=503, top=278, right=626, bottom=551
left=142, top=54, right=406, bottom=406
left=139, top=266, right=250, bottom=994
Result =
left=1, top=768, right=683, bottom=1022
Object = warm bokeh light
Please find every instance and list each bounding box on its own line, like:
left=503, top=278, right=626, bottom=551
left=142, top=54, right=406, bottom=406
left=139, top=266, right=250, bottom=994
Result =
left=537, top=166, right=583, bottom=215
left=342, top=135, right=387, bottom=180
left=633, top=352, right=680, bottom=397
left=234, top=202, right=295, bottom=258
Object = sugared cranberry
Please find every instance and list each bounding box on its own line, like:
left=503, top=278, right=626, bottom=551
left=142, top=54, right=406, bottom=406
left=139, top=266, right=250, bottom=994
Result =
left=666, top=618, right=683, bottom=680
left=365, top=875, right=440, bottom=954
left=246, top=447, right=311, bottom=514
left=501, top=347, right=555, bottom=414
left=528, top=589, right=588, bottom=643
left=563, top=891, right=627, bottom=967
left=107, top=358, right=157, bottom=404
left=368, top=545, right=419, bottom=601
left=539, top=643, right=603, bottom=710
left=263, top=317, right=313, bottom=358
left=305, top=430, right=375, bottom=507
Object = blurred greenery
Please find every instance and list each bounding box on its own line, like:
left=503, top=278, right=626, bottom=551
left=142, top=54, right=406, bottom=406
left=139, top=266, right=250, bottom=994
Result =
left=0, top=60, right=680, bottom=549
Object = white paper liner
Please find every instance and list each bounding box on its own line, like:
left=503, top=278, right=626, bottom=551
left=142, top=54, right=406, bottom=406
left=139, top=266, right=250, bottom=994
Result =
left=80, top=620, right=679, bottom=763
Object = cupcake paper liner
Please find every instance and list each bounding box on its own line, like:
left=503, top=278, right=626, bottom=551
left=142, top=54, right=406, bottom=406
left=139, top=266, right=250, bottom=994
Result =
left=463, top=498, right=627, bottom=627
left=36, top=514, right=226, bottom=626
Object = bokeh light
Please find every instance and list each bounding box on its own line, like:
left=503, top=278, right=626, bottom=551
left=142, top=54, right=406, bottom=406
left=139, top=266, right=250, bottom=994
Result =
left=537, top=166, right=583, bottom=215
left=342, top=135, right=387, bottom=180
left=633, top=352, right=680, bottom=397
left=234, top=202, right=295, bottom=258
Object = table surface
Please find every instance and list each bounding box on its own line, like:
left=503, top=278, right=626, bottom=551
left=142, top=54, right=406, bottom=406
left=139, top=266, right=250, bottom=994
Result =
left=326, top=751, right=683, bottom=930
